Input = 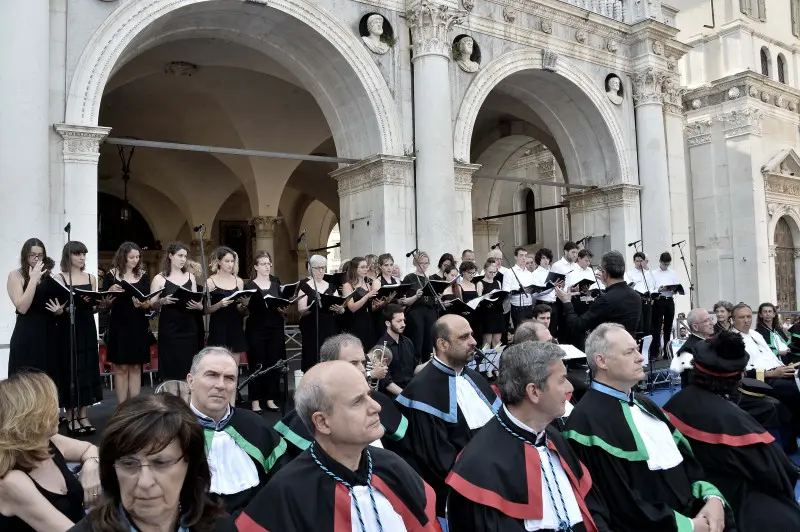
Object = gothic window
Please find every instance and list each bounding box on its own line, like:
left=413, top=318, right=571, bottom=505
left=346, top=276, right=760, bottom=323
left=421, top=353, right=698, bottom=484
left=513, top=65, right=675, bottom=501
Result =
left=525, top=189, right=537, bottom=245
left=761, top=47, right=770, bottom=77
left=778, top=54, right=787, bottom=84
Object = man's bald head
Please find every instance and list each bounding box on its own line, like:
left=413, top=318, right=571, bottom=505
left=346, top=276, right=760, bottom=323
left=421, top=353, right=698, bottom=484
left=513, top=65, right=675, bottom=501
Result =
left=294, top=361, right=352, bottom=433
left=513, top=321, right=551, bottom=344
left=432, top=314, right=477, bottom=369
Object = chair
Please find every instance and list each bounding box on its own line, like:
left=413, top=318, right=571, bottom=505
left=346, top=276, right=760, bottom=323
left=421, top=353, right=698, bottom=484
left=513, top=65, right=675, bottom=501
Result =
left=98, top=344, right=114, bottom=390
left=143, top=345, right=158, bottom=387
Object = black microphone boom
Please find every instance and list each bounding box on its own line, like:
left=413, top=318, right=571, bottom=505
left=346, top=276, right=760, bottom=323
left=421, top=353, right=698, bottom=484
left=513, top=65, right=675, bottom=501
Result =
left=296, top=230, right=306, bottom=244
left=64, top=222, right=71, bottom=233
left=627, top=239, right=642, bottom=247
left=405, top=247, right=419, bottom=258
left=671, top=240, right=686, bottom=247
left=193, top=224, right=204, bottom=232
left=490, top=241, right=503, bottom=250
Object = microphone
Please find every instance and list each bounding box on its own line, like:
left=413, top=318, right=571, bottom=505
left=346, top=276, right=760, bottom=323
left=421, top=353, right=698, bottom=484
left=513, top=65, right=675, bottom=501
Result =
left=193, top=224, right=204, bottom=232
left=627, top=239, right=642, bottom=247
left=63, top=222, right=71, bottom=233
left=575, top=237, right=586, bottom=245
left=296, top=230, right=306, bottom=244
left=671, top=240, right=685, bottom=247
left=490, top=241, right=503, bottom=250
left=405, top=247, right=419, bottom=258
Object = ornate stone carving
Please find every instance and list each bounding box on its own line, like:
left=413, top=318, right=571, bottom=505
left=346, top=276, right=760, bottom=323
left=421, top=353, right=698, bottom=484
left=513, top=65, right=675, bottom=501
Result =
left=503, top=7, right=516, bottom=23
left=662, top=78, right=685, bottom=115
left=728, top=87, right=740, bottom=99
left=789, top=101, right=796, bottom=112
left=715, top=108, right=763, bottom=138
left=667, top=56, right=677, bottom=71
left=454, top=162, right=480, bottom=192
left=684, top=120, right=713, bottom=147
left=330, top=154, right=414, bottom=196
left=164, top=61, right=198, bottom=76
left=606, top=75, right=623, bottom=106
left=407, top=1, right=465, bottom=59
left=652, top=41, right=664, bottom=55
left=454, top=36, right=480, bottom=73
left=563, top=184, right=641, bottom=214
left=764, top=176, right=800, bottom=196
left=54, top=123, right=112, bottom=164
left=540, top=19, right=553, bottom=34
left=775, top=95, right=784, bottom=108
left=748, top=86, right=759, bottom=98
left=606, top=40, right=618, bottom=53
left=794, top=248, right=800, bottom=259
left=472, top=219, right=503, bottom=235
left=767, top=202, right=779, bottom=216
left=575, top=30, right=587, bottom=43
left=631, top=68, right=667, bottom=106
left=691, top=99, right=702, bottom=109
left=249, top=216, right=283, bottom=238
left=537, top=159, right=556, bottom=179
left=761, top=91, right=770, bottom=103
left=362, top=14, right=391, bottom=55
left=781, top=163, right=792, bottom=175
left=542, top=49, right=558, bottom=72
left=461, top=0, right=474, bottom=12
left=768, top=245, right=776, bottom=258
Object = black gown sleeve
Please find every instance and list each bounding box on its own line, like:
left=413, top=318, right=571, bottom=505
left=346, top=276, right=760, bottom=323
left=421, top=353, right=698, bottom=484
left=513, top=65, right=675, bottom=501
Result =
left=561, top=296, right=610, bottom=337
left=446, top=489, right=525, bottom=532
left=407, top=409, right=458, bottom=484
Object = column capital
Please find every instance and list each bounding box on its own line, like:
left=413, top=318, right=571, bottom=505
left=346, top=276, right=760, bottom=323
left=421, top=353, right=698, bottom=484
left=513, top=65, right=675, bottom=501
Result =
left=472, top=219, right=503, bottom=235
left=54, top=123, right=111, bottom=164
left=684, top=119, right=713, bottom=147
left=662, top=77, right=686, bottom=116
left=631, top=68, right=668, bottom=107
left=190, top=238, right=212, bottom=250
left=330, top=154, right=414, bottom=196
left=454, top=162, right=480, bottom=192
left=406, top=0, right=466, bottom=59
left=563, top=184, right=642, bottom=214
left=249, top=216, right=283, bottom=238
left=714, top=108, right=763, bottom=138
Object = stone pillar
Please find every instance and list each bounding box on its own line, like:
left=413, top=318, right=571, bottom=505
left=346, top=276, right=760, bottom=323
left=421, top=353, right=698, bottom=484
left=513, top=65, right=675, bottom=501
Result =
left=563, top=184, right=642, bottom=255
left=189, top=238, right=212, bottom=274
left=632, top=68, right=673, bottom=258
left=407, top=1, right=464, bottom=259
left=330, top=154, right=415, bottom=260
left=0, top=0, right=51, bottom=376
left=472, top=220, right=503, bottom=263
left=54, top=124, right=111, bottom=278
left=250, top=216, right=282, bottom=260
left=454, top=162, right=480, bottom=256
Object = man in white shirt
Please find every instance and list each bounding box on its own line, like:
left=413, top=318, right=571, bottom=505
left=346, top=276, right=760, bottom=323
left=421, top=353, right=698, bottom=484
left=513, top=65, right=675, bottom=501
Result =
left=625, top=251, right=655, bottom=339
left=550, top=240, right=578, bottom=276
left=501, top=247, right=537, bottom=329
left=649, top=252, right=682, bottom=360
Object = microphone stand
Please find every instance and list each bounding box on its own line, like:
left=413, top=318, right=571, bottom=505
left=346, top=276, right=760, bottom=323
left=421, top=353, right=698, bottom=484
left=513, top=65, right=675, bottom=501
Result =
left=675, top=241, right=694, bottom=308
left=237, top=353, right=302, bottom=417
left=411, top=250, right=446, bottom=313
left=65, top=226, right=80, bottom=423
left=194, top=224, right=211, bottom=341
left=298, top=232, right=320, bottom=366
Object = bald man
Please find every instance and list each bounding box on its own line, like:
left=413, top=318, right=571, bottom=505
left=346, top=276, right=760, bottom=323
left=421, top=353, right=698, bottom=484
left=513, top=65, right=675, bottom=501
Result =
left=397, top=314, right=499, bottom=521
left=237, top=361, right=439, bottom=531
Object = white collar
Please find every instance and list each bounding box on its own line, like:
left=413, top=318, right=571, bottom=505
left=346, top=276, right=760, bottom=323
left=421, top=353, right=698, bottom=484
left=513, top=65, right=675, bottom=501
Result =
left=190, top=402, right=231, bottom=424
left=503, top=405, right=547, bottom=444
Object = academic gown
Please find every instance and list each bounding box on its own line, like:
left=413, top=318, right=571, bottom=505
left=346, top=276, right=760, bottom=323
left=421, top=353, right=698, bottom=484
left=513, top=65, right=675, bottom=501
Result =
left=235, top=444, right=441, bottom=531
left=274, top=390, right=413, bottom=462
left=396, top=358, right=501, bottom=517
left=563, top=386, right=736, bottom=532
left=446, top=408, right=611, bottom=532
left=203, top=408, right=289, bottom=515
left=663, top=386, right=800, bottom=530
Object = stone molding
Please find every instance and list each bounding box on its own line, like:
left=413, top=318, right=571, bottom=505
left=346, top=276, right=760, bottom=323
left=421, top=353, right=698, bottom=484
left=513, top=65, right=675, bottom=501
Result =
left=407, top=1, right=465, bottom=59
left=454, top=162, right=481, bottom=192
left=563, top=184, right=641, bottom=214
left=768, top=245, right=776, bottom=258
left=715, top=108, right=763, bottom=139
left=537, top=158, right=556, bottom=179
left=765, top=176, right=800, bottom=198
left=472, top=219, right=503, bottom=235
left=684, top=119, right=712, bottom=147
left=249, top=216, right=283, bottom=238
left=631, top=68, right=667, bottom=107
left=683, top=71, right=800, bottom=115
left=662, top=77, right=685, bottom=116
left=541, top=49, right=557, bottom=72
left=331, top=154, right=414, bottom=196
left=54, top=123, right=112, bottom=164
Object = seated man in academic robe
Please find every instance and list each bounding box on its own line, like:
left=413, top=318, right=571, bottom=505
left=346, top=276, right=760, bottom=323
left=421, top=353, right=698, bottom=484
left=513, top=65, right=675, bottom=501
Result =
left=563, top=323, right=734, bottom=532
left=273, top=333, right=412, bottom=464
left=663, top=332, right=800, bottom=530
left=446, top=341, right=612, bottom=531
left=236, top=361, right=440, bottom=531
left=186, top=346, right=287, bottom=515
left=397, top=314, right=500, bottom=520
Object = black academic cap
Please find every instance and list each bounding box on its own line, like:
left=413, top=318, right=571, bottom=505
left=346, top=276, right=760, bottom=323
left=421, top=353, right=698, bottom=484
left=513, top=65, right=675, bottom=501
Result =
left=692, top=331, right=749, bottom=376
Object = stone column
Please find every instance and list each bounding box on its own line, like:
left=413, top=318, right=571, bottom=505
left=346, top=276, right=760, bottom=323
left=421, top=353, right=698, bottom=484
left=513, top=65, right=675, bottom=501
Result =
left=54, top=124, right=111, bottom=278
left=454, top=162, right=480, bottom=256
left=0, top=0, right=50, bottom=376
left=632, top=68, right=673, bottom=257
left=472, top=220, right=503, bottom=263
left=407, top=1, right=464, bottom=259
left=250, top=216, right=282, bottom=260
left=330, top=154, right=415, bottom=260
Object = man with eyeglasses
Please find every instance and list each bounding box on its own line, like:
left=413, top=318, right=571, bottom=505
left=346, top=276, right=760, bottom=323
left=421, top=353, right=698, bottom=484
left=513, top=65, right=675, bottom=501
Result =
left=186, top=346, right=287, bottom=515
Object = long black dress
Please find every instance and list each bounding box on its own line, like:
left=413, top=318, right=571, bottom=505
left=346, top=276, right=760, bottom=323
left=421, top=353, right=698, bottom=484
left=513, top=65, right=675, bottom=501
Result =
left=158, top=279, right=200, bottom=381
left=477, top=278, right=504, bottom=335
left=56, top=276, right=103, bottom=409
left=207, top=285, right=247, bottom=353
left=8, top=274, right=60, bottom=381
left=244, top=278, right=286, bottom=403
left=371, top=275, right=400, bottom=339
left=346, top=286, right=375, bottom=350
left=298, top=280, right=339, bottom=372
left=102, top=272, right=151, bottom=365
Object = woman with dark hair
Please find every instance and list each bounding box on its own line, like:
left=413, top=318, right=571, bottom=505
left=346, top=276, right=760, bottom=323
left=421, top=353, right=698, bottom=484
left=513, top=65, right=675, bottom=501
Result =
left=55, top=241, right=104, bottom=435
left=205, top=247, right=247, bottom=364
left=343, top=256, right=379, bottom=350
left=756, top=302, right=791, bottom=358
left=243, top=251, right=286, bottom=413
left=713, top=300, right=733, bottom=334
left=440, top=264, right=462, bottom=302
left=430, top=253, right=455, bottom=281
left=6, top=238, right=61, bottom=380
left=371, top=253, right=400, bottom=334
left=476, top=258, right=504, bottom=348
left=150, top=242, right=205, bottom=381
left=70, top=394, right=235, bottom=532
left=103, top=242, right=151, bottom=403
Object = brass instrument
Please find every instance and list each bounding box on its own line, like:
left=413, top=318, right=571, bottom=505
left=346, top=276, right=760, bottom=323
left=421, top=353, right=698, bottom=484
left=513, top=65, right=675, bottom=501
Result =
left=368, top=341, right=388, bottom=390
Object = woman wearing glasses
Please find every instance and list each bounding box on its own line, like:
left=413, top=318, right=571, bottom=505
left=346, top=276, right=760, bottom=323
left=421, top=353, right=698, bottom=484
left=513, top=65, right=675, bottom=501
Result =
left=297, top=255, right=344, bottom=372
left=6, top=238, right=60, bottom=380
left=401, top=251, right=437, bottom=361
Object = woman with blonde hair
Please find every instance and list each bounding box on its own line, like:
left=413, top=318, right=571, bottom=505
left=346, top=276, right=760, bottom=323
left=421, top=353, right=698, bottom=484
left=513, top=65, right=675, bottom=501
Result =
left=0, top=371, right=101, bottom=531
left=401, top=251, right=437, bottom=361
left=205, top=247, right=247, bottom=364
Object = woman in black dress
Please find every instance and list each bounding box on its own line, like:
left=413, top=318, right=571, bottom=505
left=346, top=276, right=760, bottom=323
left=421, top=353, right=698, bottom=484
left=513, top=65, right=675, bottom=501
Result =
left=343, top=256, right=380, bottom=350
left=55, top=241, right=104, bottom=435
left=205, top=247, right=247, bottom=365
left=6, top=238, right=61, bottom=381
left=371, top=253, right=400, bottom=335
left=429, top=253, right=455, bottom=281
left=297, top=255, right=345, bottom=372
left=400, top=251, right=436, bottom=362
left=244, top=251, right=286, bottom=412
left=476, top=259, right=504, bottom=348
left=150, top=242, right=204, bottom=382
left=103, top=242, right=151, bottom=404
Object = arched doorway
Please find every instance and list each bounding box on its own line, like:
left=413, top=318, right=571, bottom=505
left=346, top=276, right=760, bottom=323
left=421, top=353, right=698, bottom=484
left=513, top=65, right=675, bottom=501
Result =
left=775, top=217, right=797, bottom=311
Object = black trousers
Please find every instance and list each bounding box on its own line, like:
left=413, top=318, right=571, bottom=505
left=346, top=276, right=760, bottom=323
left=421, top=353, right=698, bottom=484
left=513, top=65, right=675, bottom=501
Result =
left=649, top=297, right=675, bottom=358
left=405, top=306, right=437, bottom=363
left=637, top=299, right=652, bottom=339
left=510, top=305, right=533, bottom=330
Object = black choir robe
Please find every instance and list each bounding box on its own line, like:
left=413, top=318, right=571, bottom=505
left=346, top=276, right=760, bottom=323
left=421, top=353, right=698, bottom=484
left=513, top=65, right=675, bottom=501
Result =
left=396, top=358, right=500, bottom=516
left=563, top=387, right=736, bottom=532
left=446, top=408, right=611, bottom=531
left=664, top=385, right=800, bottom=529
left=205, top=409, right=288, bottom=515
left=235, top=444, right=441, bottom=531
left=274, top=390, right=415, bottom=464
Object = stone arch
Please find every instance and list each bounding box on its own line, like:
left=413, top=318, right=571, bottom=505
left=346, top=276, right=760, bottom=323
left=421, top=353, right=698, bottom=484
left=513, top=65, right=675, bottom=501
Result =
left=767, top=204, right=800, bottom=246
left=453, top=48, right=630, bottom=186
left=65, top=0, right=403, bottom=157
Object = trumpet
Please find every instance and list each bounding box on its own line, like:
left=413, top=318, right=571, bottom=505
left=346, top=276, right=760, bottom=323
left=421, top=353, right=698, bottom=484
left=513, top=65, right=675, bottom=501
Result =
left=368, top=342, right=389, bottom=390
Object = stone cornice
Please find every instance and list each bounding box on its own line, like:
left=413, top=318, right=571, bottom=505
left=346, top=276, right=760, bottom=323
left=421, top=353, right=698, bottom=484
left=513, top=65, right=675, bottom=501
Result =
left=454, top=162, right=481, bottom=192
left=563, top=183, right=641, bottom=213
left=472, top=219, right=503, bottom=234
left=628, top=19, right=691, bottom=60
left=486, top=0, right=629, bottom=40
left=54, top=123, right=112, bottom=164
left=765, top=175, right=800, bottom=199
left=683, top=71, right=800, bottom=115
left=330, top=154, right=414, bottom=196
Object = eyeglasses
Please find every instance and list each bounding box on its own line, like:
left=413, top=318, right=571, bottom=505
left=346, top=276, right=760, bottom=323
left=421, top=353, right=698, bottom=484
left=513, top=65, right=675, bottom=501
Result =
left=311, top=266, right=326, bottom=271
left=27, top=253, right=44, bottom=259
left=114, top=455, right=184, bottom=477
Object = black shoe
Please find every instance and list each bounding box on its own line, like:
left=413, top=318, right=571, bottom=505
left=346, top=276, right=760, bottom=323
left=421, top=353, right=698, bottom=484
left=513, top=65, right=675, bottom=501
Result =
left=77, top=418, right=96, bottom=435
